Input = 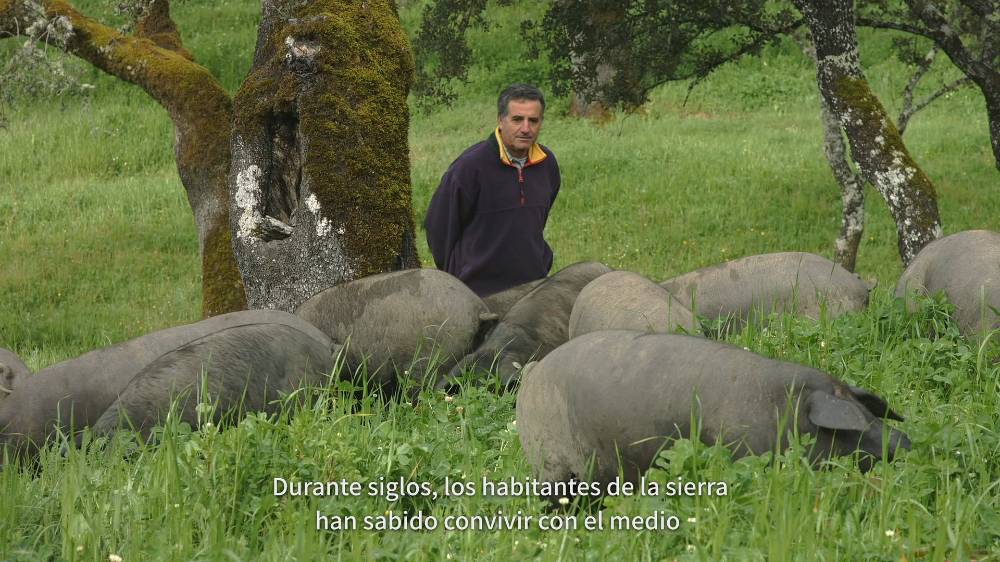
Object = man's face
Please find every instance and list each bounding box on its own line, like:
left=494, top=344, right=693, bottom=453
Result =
left=497, top=99, right=543, bottom=158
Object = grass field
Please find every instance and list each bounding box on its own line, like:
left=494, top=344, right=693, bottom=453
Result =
left=1, top=0, right=999, bottom=559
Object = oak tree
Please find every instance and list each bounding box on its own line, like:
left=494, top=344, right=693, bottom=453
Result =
left=1, top=0, right=419, bottom=314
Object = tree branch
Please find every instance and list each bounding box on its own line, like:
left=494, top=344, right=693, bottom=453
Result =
left=1, top=1, right=228, bottom=120
left=956, top=0, right=996, bottom=17
left=1, top=0, right=244, bottom=314
left=855, top=16, right=931, bottom=38
left=899, top=75, right=972, bottom=134
left=664, top=17, right=805, bottom=105
left=133, top=0, right=192, bottom=61
left=898, top=46, right=938, bottom=134
left=902, top=0, right=996, bottom=83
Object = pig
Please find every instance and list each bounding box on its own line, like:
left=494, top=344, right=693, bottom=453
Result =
left=894, top=230, right=1000, bottom=337
left=0, top=348, right=30, bottom=400
left=516, top=330, right=909, bottom=491
left=294, top=268, right=496, bottom=393
left=660, top=252, right=871, bottom=335
left=569, top=270, right=700, bottom=339
left=441, top=261, right=613, bottom=390
left=0, top=310, right=331, bottom=458
left=92, top=322, right=335, bottom=440
left=482, top=279, right=546, bottom=318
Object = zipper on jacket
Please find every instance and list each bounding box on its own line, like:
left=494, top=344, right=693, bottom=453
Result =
left=517, top=167, right=526, bottom=206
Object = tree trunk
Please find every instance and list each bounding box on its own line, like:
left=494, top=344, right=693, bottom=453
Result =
left=562, top=2, right=638, bottom=118
left=824, top=92, right=866, bottom=273
left=569, top=61, right=616, bottom=119
left=986, top=88, right=1000, bottom=171
left=793, top=0, right=942, bottom=265
left=229, top=0, right=419, bottom=312
left=0, top=0, right=246, bottom=316
left=797, top=33, right=866, bottom=272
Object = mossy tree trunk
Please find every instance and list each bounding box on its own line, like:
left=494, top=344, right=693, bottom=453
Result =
left=793, top=0, right=942, bottom=265
left=0, top=0, right=246, bottom=316
left=229, top=0, right=419, bottom=312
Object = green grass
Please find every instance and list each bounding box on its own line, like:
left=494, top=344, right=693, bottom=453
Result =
left=1, top=0, right=999, bottom=559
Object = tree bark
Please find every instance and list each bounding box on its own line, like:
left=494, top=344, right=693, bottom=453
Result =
left=568, top=5, right=622, bottom=118
left=901, top=0, right=1000, bottom=170
left=858, top=1, right=1000, bottom=170
left=229, top=0, right=419, bottom=312
left=0, top=0, right=246, bottom=316
left=823, top=91, right=867, bottom=273
left=558, top=1, right=639, bottom=118
left=569, top=61, right=616, bottom=119
left=793, top=0, right=942, bottom=265
left=798, top=33, right=867, bottom=272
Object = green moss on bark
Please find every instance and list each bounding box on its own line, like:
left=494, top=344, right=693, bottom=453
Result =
left=203, top=218, right=247, bottom=316
left=296, top=1, right=417, bottom=275
left=833, top=76, right=941, bottom=255
left=37, top=0, right=247, bottom=315
left=233, top=0, right=418, bottom=279
left=134, top=0, right=192, bottom=60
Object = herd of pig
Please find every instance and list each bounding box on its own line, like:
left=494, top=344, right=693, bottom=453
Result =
left=1, top=230, right=998, bottom=492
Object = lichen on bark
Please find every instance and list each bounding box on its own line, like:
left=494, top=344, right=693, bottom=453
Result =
left=831, top=76, right=941, bottom=263
left=230, top=0, right=419, bottom=312
left=795, top=0, right=942, bottom=266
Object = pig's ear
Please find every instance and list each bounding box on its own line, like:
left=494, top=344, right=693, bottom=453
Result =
left=848, top=386, right=905, bottom=421
left=0, top=363, right=12, bottom=395
left=806, top=391, right=869, bottom=431
left=474, top=312, right=500, bottom=346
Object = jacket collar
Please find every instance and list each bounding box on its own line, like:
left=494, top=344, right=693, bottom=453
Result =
left=492, top=127, right=547, bottom=166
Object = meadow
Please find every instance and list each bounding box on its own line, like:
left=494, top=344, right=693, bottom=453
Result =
left=1, top=0, right=999, bottom=559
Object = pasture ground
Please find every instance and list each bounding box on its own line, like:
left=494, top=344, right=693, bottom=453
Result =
left=1, top=1, right=998, bottom=559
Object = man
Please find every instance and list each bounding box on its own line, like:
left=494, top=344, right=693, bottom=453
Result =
left=424, top=83, right=561, bottom=297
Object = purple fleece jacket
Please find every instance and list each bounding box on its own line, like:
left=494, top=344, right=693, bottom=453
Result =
left=424, top=129, right=560, bottom=297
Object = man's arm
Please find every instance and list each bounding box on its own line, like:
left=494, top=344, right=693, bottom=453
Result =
left=550, top=157, right=561, bottom=207
left=424, top=166, right=477, bottom=271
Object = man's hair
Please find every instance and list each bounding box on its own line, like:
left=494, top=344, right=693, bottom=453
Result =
left=498, top=83, right=545, bottom=118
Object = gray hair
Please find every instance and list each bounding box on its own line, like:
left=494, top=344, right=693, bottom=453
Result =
left=497, top=83, right=546, bottom=118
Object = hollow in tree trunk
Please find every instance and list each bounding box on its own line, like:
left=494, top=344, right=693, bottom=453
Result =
left=229, top=0, right=419, bottom=312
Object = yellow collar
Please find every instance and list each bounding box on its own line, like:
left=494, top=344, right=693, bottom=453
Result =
left=494, top=127, right=547, bottom=166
